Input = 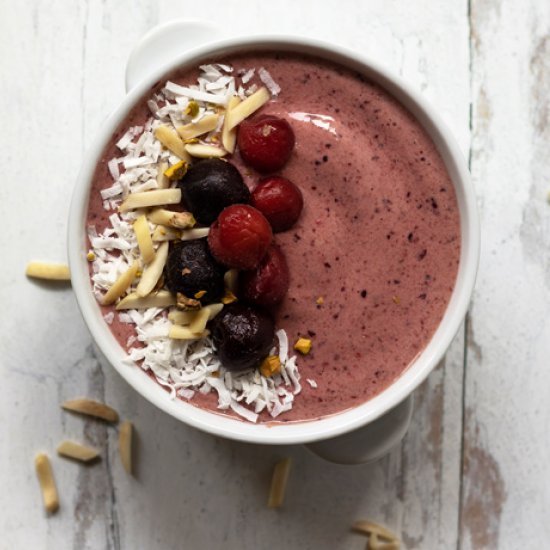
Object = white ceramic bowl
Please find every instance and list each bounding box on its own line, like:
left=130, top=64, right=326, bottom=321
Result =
left=68, top=32, right=479, bottom=448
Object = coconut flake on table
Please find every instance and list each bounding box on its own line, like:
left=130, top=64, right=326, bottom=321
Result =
left=306, top=379, right=318, bottom=389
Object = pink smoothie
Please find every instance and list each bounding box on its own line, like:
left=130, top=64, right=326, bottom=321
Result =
left=87, top=52, right=461, bottom=423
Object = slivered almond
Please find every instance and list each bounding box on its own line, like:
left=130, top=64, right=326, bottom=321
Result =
left=168, top=303, right=223, bottom=326
left=225, top=87, right=270, bottom=131
left=156, top=161, right=170, bottom=189
left=367, top=534, right=400, bottom=550
left=267, top=457, right=291, bottom=508
left=185, top=143, right=227, bottom=158
left=133, top=215, right=155, bottom=264
left=177, top=113, right=220, bottom=140
left=116, top=290, right=176, bottom=310
left=223, top=269, right=239, bottom=293
left=203, top=303, right=224, bottom=320
left=188, top=307, right=210, bottom=334
left=148, top=209, right=196, bottom=229
left=136, top=241, right=169, bottom=297
left=101, top=261, right=139, bottom=305
left=26, top=261, right=70, bottom=281
left=152, top=225, right=181, bottom=242
left=119, top=420, right=133, bottom=475
left=352, top=521, right=400, bottom=549
left=62, top=398, right=119, bottom=423
left=35, top=453, right=59, bottom=514
left=180, top=227, right=210, bottom=240
left=119, top=189, right=182, bottom=212
left=168, top=325, right=209, bottom=340
left=57, top=441, right=100, bottom=463
left=154, top=125, right=191, bottom=161
left=222, top=96, right=241, bottom=153
left=168, top=310, right=196, bottom=325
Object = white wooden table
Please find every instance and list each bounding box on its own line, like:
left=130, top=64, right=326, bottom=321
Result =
left=2, top=1, right=548, bottom=548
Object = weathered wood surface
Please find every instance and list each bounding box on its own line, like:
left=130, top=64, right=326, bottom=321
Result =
left=461, top=1, right=550, bottom=549
left=0, top=0, right=545, bottom=548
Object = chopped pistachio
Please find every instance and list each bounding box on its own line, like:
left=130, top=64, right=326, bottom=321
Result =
left=164, top=160, right=188, bottom=181
left=185, top=100, right=200, bottom=117
left=294, top=338, right=312, bottom=355
left=176, top=292, right=201, bottom=310
left=221, top=289, right=238, bottom=304
left=260, top=355, right=281, bottom=378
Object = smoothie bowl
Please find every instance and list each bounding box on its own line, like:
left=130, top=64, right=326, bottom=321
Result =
left=68, top=32, right=478, bottom=448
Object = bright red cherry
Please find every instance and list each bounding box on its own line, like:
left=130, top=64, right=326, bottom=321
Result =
left=251, top=176, right=303, bottom=232
left=208, top=204, right=272, bottom=270
left=238, top=115, right=295, bottom=173
left=239, top=244, right=290, bottom=307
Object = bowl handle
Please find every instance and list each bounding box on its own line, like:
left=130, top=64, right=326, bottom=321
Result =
left=125, top=19, right=227, bottom=93
left=305, top=395, right=413, bottom=464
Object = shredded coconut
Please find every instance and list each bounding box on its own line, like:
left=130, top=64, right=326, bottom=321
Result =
left=88, top=62, right=311, bottom=423
left=258, top=67, right=281, bottom=96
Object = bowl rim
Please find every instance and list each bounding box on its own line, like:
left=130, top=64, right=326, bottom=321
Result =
left=68, top=34, right=479, bottom=445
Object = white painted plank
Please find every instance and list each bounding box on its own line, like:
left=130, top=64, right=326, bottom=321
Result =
left=0, top=0, right=470, bottom=548
left=463, top=0, right=550, bottom=548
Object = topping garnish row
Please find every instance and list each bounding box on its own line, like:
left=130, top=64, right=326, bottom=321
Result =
left=88, top=63, right=312, bottom=422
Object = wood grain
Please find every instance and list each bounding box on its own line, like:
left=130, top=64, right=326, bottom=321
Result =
left=7, top=0, right=548, bottom=548
left=461, top=1, right=550, bottom=548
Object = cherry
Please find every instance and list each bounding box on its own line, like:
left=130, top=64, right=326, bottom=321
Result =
left=239, top=244, right=290, bottom=307
left=178, top=158, right=250, bottom=225
left=211, top=303, right=275, bottom=371
left=251, top=176, right=303, bottom=232
left=164, top=239, right=225, bottom=303
left=208, top=204, right=273, bottom=270
left=237, top=115, right=295, bottom=173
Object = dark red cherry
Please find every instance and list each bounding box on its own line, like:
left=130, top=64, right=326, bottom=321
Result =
left=251, top=176, right=303, bottom=232
left=238, top=115, right=295, bottom=173
left=239, top=244, right=290, bottom=307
